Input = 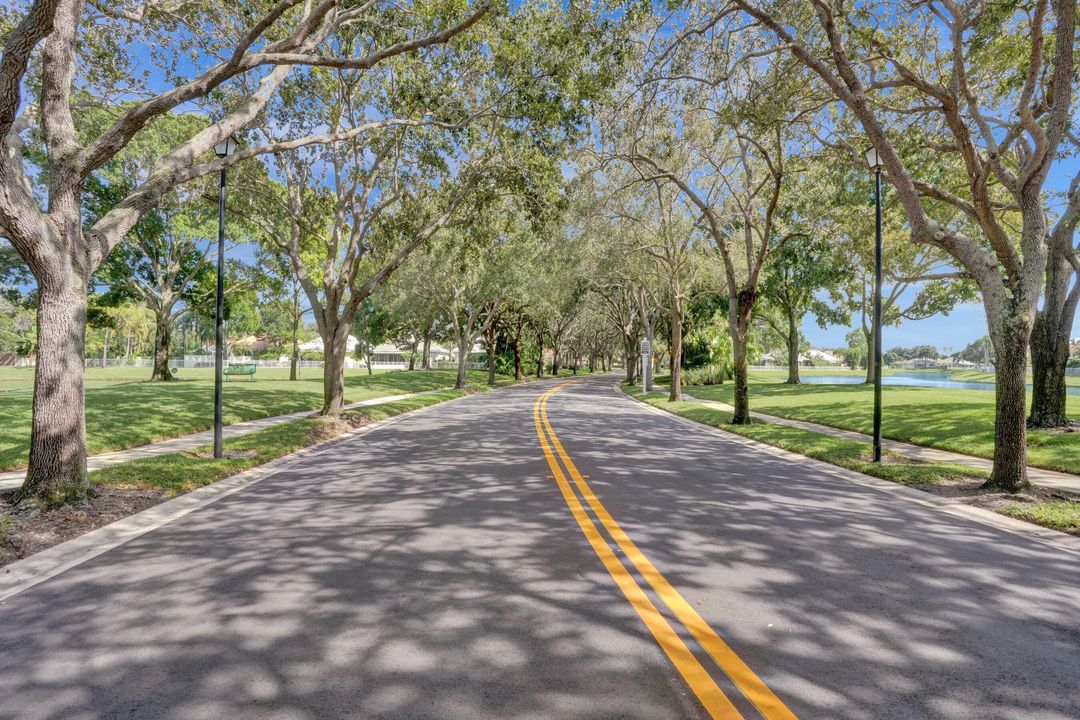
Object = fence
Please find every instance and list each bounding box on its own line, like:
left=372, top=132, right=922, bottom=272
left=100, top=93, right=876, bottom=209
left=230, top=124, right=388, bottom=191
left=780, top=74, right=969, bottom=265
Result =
left=80, top=356, right=345, bottom=369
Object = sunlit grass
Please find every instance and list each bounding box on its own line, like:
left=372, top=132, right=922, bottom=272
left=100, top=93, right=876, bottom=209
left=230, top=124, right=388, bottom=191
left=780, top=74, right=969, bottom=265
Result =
left=999, top=500, right=1080, bottom=535
left=678, top=378, right=1080, bottom=475
left=0, top=369, right=494, bottom=471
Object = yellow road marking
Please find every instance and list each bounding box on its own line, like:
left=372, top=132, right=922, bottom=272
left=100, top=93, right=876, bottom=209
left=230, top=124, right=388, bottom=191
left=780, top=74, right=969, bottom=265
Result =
left=533, top=385, right=743, bottom=719
left=537, top=382, right=798, bottom=720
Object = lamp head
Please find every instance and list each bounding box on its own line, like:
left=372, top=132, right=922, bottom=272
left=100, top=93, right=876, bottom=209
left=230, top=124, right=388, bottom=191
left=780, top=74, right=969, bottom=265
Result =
left=864, top=145, right=883, bottom=170
left=214, top=136, right=238, bottom=159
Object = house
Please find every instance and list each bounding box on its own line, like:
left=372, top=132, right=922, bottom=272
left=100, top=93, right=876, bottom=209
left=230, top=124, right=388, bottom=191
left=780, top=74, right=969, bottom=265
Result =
left=896, top=357, right=947, bottom=370
left=298, top=335, right=359, bottom=353
left=805, top=349, right=843, bottom=365
left=366, top=342, right=453, bottom=369
left=951, top=358, right=977, bottom=368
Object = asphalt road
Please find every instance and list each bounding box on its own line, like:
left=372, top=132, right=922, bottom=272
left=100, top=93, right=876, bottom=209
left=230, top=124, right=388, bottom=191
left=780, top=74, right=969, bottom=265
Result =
left=1, top=376, right=1078, bottom=719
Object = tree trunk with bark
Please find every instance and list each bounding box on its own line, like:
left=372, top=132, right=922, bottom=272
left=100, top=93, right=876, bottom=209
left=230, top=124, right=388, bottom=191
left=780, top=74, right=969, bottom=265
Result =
left=668, top=303, right=684, bottom=401
left=17, top=273, right=90, bottom=504
left=512, top=339, right=522, bottom=380
left=1028, top=258, right=1079, bottom=427
left=730, top=288, right=755, bottom=424
left=535, top=327, right=544, bottom=378
left=486, top=343, right=496, bottom=385
left=786, top=308, right=800, bottom=384
left=321, top=322, right=350, bottom=416
left=290, top=293, right=300, bottom=381
left=150, top=313, right=175, bottom=381
left=987, top=310, right=1032, bottom=491
left=407, top=338, right=419, bottom=371
left=422, top=327, right=432, bottom=370
left=456, top=332, right=469, bottom=390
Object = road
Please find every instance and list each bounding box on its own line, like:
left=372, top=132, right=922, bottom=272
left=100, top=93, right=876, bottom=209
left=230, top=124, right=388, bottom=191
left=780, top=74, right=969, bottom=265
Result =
left=1, top=376, right=1078, bottom=719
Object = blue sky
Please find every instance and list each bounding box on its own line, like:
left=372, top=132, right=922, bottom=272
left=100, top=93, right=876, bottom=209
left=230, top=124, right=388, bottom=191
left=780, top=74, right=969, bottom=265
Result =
left=803, top=302, right=990, bottom=353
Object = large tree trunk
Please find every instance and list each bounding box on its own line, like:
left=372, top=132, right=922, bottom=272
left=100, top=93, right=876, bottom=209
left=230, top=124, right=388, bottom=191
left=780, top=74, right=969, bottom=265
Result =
left=512, top=339, right=522, bottom=381
left=321, top=323, right=350, bottom=416
left=786, top=307, right=801, bottom=384
left=552, top=339, right=561, bottom=376
left=289, top=293, right=299, bottom=381
left=408, top=338, right=418, bottom=371
left=985, top=310, right=1032, bottom=492
left=486, top=343, right=496, bottom=385
left=422, top=327, right=432, bottom=370
left=18, top=273, right=90, bottom=504
left=535, top=328, right=544, bottom=378
left=1028, top=258, right=1079, bottom=427
left=669, top=303, right=684, bottom=401
left=150, top=313, right=174, bottom=381
left=730, top=288, right=755, bottom=424
left=456, top=332, right=469, bottom=390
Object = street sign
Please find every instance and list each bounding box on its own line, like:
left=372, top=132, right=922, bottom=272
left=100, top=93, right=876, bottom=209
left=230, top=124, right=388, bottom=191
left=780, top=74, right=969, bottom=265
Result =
left=640, top=340, right=651, bottom=357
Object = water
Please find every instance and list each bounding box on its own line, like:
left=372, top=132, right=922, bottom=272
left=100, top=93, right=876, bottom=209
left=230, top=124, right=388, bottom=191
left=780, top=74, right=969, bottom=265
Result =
left=799, top=371, right=1080, bottom=396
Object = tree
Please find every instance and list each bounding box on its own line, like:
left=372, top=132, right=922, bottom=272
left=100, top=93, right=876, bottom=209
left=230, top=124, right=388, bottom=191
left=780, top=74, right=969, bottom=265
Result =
left=3, top=0, right=493, bottom=502
left=605, top=176, right=704, bottom=400
left=352, top=299, right=392, bottom=376
left=255, top=250, right=309, bottom=380
left=727, top=0, right=1077, bottom=489
left=842, top=328, right=868, bottom=372
left=759, top=234, right=850, bottom=383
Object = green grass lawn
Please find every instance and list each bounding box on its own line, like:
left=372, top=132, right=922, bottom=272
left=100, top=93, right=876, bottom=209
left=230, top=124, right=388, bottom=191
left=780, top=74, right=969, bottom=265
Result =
left=677, top=377, right=1080, bottom=475
left=632, top=393, right=987, bottom=487
left=0, top=367, right=494, bottom=471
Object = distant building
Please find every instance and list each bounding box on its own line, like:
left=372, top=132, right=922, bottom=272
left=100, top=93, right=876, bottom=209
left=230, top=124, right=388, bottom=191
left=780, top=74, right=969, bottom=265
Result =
left=896, top=357, right=947, bottom=370
left=804, top=349, right=843, bottom=365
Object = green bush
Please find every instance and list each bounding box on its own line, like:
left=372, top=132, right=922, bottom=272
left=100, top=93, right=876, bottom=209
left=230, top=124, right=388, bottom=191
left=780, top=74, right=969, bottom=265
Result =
left=684, top=363, right=728, bottom=386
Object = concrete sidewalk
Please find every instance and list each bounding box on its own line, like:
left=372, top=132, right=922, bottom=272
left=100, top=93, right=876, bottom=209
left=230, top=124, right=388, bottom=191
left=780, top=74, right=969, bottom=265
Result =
left=683, top=394, right=1080, bottom=496
left=0, top=389, right=447, bottom=491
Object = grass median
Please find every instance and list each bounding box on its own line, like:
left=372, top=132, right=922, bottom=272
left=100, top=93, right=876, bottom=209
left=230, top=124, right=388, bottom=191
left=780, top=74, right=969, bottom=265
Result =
left=624, top=386, right=1080, bottom=537
left=0, top=368, right=496, bottom=471
left=676, top=374, right=1080, bottom=475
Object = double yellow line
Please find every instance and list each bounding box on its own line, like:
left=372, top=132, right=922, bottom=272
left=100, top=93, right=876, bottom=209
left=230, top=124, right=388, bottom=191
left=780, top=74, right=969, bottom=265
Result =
left=533, top=381, right=797, bottom=720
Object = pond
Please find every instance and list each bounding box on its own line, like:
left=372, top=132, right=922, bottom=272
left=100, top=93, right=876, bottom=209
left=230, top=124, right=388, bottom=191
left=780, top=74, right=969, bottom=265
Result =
left=799, top=371, right=1080, bottom=396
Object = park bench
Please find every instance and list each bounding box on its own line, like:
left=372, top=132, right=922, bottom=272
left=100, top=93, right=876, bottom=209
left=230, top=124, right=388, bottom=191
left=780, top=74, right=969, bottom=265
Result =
left=223, top=363, right=257, bottom=381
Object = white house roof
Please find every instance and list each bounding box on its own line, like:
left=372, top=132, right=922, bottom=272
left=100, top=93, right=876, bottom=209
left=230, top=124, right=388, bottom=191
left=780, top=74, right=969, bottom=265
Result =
left=298, top=335, right=359, bottom=352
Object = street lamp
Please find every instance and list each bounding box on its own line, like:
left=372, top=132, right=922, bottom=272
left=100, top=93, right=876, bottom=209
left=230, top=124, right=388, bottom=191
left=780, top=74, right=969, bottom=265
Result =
left=213, top=135, right=237, bottom=459
left=865, top=145, right=884, bottom=462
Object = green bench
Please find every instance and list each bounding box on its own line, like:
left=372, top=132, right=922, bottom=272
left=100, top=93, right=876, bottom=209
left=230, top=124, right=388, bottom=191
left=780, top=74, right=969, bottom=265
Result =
left=223, top=363, right=257, bottom=381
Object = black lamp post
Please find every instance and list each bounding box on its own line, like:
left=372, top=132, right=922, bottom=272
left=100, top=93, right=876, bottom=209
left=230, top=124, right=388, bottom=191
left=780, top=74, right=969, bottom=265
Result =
left=213, top=135, right=238, bottom=459
left=865, top=145, right=884, bottom=462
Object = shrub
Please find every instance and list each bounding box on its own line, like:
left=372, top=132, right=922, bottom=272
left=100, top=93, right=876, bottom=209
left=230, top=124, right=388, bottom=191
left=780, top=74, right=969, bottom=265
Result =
left=684, top=363, right=728, bottom=385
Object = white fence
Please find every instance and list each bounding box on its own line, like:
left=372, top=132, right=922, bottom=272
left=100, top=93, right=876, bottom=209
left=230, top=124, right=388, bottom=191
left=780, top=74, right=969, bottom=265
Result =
left=80, top=356, right=350, bottom=369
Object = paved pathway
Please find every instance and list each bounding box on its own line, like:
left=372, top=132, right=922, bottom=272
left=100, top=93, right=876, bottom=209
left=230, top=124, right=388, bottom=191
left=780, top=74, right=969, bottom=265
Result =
left=0, top=389, right=447, bottom=490
left=0, top=377, right=1077, bottom=719
left=682, top=393, right=1080, bottom=496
